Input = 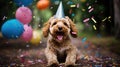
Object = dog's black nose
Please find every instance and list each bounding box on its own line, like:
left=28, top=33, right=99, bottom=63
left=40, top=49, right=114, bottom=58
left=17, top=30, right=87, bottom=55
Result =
left=58, top=27, right=62, bottom=31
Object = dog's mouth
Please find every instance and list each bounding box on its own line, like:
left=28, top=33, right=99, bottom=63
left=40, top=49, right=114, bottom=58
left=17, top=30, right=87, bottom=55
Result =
left=56, top=32, right=64, bottom=41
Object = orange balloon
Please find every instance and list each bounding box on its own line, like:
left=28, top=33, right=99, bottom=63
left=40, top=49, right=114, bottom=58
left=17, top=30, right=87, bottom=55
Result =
left=37, top=0, right=50, bottom=10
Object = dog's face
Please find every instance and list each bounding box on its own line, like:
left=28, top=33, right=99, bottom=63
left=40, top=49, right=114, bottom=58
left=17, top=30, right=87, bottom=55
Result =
left=42, top=16, right=78, bottom=42
left=49, top=18, right=70, bottom=42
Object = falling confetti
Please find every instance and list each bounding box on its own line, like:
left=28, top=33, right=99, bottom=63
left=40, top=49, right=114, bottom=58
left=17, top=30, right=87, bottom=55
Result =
left=70, top=5, right=76, bottom=7
left=91, top=17, right=97, bottom=23
left=82, top=8, right=85, bottom=11
left=33, top=16, right=36, bottom=18
left=108, top=16, right=111, bottom=22
left=69, top=9, right=72, bottom=14
left=76, top=3, right=80, bottom=8
left=88, top=8, right=94, bottom=13
left=102, top=17, right=107, bottom=22
left=72, top=13, right=75, bottom=16
left=67, top=1, right=73, bottom=5
left=82, top=37, right=87, bottom=43
left=88, top=6, right=91, bottom=9
left=93, top=25, right=97, bottom=30
left=83, top=18, right=90, bottom=23
left=2, top=16, right=7, bottom=20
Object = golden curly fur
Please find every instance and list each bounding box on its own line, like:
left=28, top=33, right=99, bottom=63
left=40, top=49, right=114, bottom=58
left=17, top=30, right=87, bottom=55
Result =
left=42, top=16, right=78, bottom=67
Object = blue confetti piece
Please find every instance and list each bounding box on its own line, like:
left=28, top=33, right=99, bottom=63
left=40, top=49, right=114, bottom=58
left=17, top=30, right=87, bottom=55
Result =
left=72, top=13, right=75, bottom=16
left=82, top=37, right=87, bottom=43
left=95, top=64, right=102, bottom=67
left=67, top=1, right=73, bottom=5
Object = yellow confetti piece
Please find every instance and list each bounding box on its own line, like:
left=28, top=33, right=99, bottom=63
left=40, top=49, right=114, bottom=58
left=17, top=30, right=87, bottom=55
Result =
left=70, top=5, right=76, bottom=7
left=88, top=6, right=91, bottom=9
left=102, top=17, right=107, bottom=22
left=93, top=25, right=97, bottom=30
left=91, top=17, right=97, bottom=23
left=108, top=16, right=111, bottom=19
left=82, top=9, right=85, bottom=11
left=33, top=16, right=36, bottom=18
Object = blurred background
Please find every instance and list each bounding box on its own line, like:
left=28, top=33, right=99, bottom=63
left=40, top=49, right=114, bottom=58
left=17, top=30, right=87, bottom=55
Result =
left=0, top=0, right=120, bottom=67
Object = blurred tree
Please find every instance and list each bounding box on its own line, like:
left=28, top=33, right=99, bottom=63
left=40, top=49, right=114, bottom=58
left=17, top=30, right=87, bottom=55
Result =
left=114, top=0, right=120, bottom=39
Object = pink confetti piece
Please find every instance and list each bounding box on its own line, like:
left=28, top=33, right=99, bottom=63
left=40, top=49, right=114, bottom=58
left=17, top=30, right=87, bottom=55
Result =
left=76, top=4, right=80, bottom=8
left=2, top=16, right=7, bottom=20
left=89, top=8, right=94, bottom=13
left=83, top=18, right=90, bottom=23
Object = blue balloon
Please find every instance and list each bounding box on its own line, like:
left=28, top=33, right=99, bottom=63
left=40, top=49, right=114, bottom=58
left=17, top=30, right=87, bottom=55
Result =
left=1, top=19, right=24, bottom=39
left=14, top=0, right=33, bottom=6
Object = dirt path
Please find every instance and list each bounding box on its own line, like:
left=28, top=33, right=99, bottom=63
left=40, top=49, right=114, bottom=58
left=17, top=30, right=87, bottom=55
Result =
left=0, top=38, right=120, bottom=67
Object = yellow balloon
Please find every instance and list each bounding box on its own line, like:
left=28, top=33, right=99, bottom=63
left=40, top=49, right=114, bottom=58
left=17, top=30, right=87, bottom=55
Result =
left=30, top=30, right=41, bottom=45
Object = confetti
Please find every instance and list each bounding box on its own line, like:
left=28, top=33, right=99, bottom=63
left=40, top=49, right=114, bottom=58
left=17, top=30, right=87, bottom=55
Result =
left=38, top=24, right=41, bottom=27
left=50, top=7, right=53, bottom=9
left=89, top=8, right=94, bottom=13
left=83, top=18, right=90, bottom=23
left=108, top=16, right=111, bottom=19
left=91, top=17, right=97, bottom=23
left=69, top=9, right=72, bottom=14
left=33, top=16, right=35, bottom=18
left=2, top=16, right=7, bottom=20
left=93, top=25, right=97, bottom=30
left=70, top=5, right=76, bottom=7
left=76, top=4, right=80, bottom=8
left=108, top=16, right=111, bottom=22
left=67, top=1, right=73, bottom=5
left=82, top=8, right=85, bottom=11
left=88, top=6, right=91, bottom=9
left=102, top=17, right=107, bottom=22
left=54, top=1, right=59, bottom=5
left=82, top=37, right=87, bottom=43
left=95, top=64, right=102, bottom=67
left=72, top=13, right=75, bottom=16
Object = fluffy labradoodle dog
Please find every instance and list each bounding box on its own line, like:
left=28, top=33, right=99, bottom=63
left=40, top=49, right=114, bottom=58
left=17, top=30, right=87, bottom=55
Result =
left=42, top=16, right=78, bottom=67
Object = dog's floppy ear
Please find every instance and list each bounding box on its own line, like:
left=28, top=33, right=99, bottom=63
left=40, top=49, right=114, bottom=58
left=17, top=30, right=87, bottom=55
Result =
left=66, top=16, right=78, bottom=38
left=42, top=17, right=53, bottom=37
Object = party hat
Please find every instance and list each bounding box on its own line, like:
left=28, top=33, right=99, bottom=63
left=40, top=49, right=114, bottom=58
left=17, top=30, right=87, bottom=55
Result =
left=54, top=2, right=65, bottom=19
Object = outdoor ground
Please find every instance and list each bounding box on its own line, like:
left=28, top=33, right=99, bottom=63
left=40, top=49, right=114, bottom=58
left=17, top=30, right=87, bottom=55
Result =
left=0, top=35, right=120, bottom=67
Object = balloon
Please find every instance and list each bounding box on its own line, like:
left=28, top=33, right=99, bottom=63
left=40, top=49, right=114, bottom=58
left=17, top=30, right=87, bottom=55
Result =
left=21, top=24, right=33, bottom=42
left=1, top=19, right=24, bottom=39
left=14, top=0, right=33, bottom=6
left=30, top=30, right=41, bottom=45
left=37, top=0, right=50, bottom=10
left=16, top=7, right=32, bottom=24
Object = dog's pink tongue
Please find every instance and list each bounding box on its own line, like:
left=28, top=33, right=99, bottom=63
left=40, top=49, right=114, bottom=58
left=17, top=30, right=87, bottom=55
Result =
left=57, top=35, right=63, bottom=40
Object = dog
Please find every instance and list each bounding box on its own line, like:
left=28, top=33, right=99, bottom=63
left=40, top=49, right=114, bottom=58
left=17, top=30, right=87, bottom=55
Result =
left=42, top=16, right=78, bottom=67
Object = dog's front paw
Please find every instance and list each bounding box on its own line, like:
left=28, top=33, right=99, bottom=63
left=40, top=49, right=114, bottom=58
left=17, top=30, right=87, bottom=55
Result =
left=65, top=62, right=75, bottom=67
left=47, top=61, right=59, bottom=67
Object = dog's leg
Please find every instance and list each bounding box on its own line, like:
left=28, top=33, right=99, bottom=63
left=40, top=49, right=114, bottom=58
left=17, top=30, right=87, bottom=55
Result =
left=65, top=48, right=77, bottom=67
left=45, top=48, right=59, bottom=67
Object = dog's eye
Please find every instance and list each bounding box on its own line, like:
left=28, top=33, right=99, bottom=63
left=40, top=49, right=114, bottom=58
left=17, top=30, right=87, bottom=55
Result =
left=64, top=22, right=68, bottom=26
left=52, top=22, right=57, bottom=26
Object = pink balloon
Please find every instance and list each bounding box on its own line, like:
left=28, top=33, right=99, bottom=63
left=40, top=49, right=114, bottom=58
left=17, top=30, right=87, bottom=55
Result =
left=16, top=7, right=32, bottom=24
left=21, top=24, right=33, bottom=42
